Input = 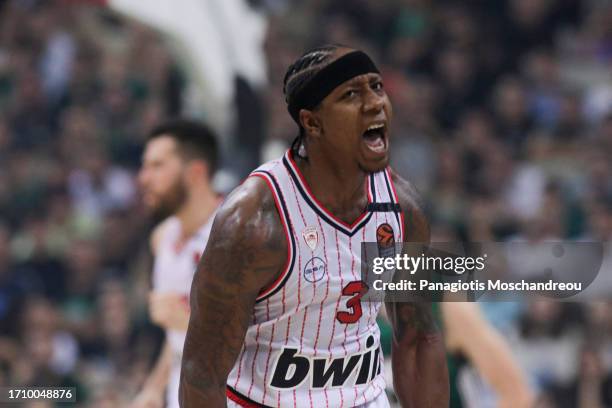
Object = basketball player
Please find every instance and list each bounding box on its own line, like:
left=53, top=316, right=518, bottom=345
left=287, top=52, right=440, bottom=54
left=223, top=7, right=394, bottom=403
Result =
left=180, top=45, right=449, bottom=407
left=439, top=303, right=533, bottom=408
left=132, top=119, right=220, bottom=408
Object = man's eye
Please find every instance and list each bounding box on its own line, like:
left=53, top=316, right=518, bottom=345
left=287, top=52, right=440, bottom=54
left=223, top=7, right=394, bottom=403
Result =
left=372, top=82, right=384, bottom=91
left=344, top=90, right=357, bottom=98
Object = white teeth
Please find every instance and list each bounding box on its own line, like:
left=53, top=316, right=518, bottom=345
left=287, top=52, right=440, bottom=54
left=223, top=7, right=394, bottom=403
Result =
left=367, top=123, right=384, bottom=131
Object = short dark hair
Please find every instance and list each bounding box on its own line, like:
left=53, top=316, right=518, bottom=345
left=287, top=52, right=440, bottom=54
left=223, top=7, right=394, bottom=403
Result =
left=148, top=118, right=219, bottom=176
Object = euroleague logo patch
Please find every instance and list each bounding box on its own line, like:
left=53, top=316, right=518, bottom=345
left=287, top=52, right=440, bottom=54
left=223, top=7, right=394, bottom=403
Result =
left=376, top=223, right=396, bottom=258
left=303, top=257, right=326, bottom=283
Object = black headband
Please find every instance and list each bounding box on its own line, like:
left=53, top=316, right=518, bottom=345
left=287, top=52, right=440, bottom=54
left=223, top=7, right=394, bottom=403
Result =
left=287, top=50, right=380, bottom=123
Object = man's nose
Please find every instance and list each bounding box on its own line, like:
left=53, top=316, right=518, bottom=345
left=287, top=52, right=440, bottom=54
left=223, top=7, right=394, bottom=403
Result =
left=363, top=90, right=384, bottom=113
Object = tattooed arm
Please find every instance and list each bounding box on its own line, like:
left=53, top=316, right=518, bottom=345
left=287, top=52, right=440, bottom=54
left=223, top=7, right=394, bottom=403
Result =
left=179, top=177, right=287, bottom=407
left=386, top=170, right=449, bottom=408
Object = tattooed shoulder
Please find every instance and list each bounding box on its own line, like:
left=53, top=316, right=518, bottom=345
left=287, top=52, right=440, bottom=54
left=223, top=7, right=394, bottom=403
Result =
left=180, top=176, right=288, bottom=405
left=197, top=176, right=288, bottom=296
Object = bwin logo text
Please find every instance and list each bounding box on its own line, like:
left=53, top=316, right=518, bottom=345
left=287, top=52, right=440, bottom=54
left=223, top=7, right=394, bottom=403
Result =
left=269, top=336, right=381, bottom=390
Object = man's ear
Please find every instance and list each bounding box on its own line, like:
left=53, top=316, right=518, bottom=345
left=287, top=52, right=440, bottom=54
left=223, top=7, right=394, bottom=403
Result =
left=184, top=160, right=209, bottom=185
left=299, top=109, right=322, bottom=138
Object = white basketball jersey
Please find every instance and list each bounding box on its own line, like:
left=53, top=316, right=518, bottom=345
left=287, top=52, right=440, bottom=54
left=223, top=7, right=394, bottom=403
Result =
left=153, top=215, right=215, bottom=356
left=227, top=150, right=404, bottom=408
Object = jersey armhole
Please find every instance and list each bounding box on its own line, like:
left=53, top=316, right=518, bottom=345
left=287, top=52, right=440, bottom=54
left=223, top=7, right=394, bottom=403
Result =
left=249, top=172, right=296, bottom=303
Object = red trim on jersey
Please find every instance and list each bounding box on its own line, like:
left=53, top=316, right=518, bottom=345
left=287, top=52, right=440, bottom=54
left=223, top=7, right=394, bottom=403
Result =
left=286, top=150, right=372, bottom=230
left=250, top=173, right=293, bottom=301
left=226, top=386, right=270, bottom=408
left=385, top=167, right=405, bottom=242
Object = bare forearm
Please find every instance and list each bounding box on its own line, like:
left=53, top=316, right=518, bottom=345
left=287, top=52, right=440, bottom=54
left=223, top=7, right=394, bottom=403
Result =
left=144, top=341, right=172, bottom=390
left=387, top=301, right=448, bottom=408
left=392, top=334, right=449, bottom=408
left=179, top=293, right=252, bottom=407
left=179, top=272, right=254, bottom=407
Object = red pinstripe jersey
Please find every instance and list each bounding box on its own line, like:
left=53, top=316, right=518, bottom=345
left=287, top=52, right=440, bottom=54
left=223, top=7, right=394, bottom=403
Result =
left=153, top=216, right=215, bottom=357
left=226, top=150, right=404, bottom=408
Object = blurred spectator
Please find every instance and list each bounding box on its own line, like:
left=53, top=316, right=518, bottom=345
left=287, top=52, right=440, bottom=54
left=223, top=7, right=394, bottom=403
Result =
left=548, top=345, right=612, bottom=408
left=492, top=76, right=536, bottom=155
left=516, top=302, right=583, bottom=389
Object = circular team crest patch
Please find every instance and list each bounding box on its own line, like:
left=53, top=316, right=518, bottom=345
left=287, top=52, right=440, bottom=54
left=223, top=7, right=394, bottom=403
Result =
left=304, top=257, right=326, bottom=283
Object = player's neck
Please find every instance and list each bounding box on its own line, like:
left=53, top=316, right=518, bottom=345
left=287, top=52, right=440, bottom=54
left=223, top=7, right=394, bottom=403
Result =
left=175, top=185, right=218, bottom=239
left=296, top=151, right=367, bottom=214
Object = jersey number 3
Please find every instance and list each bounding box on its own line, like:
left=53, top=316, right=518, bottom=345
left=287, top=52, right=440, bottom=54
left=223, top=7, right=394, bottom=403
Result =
left=336, top=281, right=368, bottom=324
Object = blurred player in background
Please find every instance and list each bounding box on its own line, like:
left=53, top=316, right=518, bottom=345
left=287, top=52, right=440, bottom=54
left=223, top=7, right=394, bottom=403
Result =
left=439, top=303, right=533, bottom=408
left=180, top=45, right=448, bottom=407
left=132, top=119, right=220, bottom=408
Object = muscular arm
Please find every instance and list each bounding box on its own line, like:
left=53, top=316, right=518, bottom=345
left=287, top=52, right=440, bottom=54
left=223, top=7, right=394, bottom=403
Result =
left=179, top=177, right=286, bottom=407
left=442, top=303, right=533, bottom=408
left=386, top=171, right=449, bottom=407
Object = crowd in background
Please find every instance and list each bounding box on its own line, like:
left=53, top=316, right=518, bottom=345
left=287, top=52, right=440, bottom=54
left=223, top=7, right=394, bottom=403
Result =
left=0, top=0, right=611, bottom=406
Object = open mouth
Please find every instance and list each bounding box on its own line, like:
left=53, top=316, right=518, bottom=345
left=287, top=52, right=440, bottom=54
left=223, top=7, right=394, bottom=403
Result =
left=362, top=123, right=387, bottom=154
